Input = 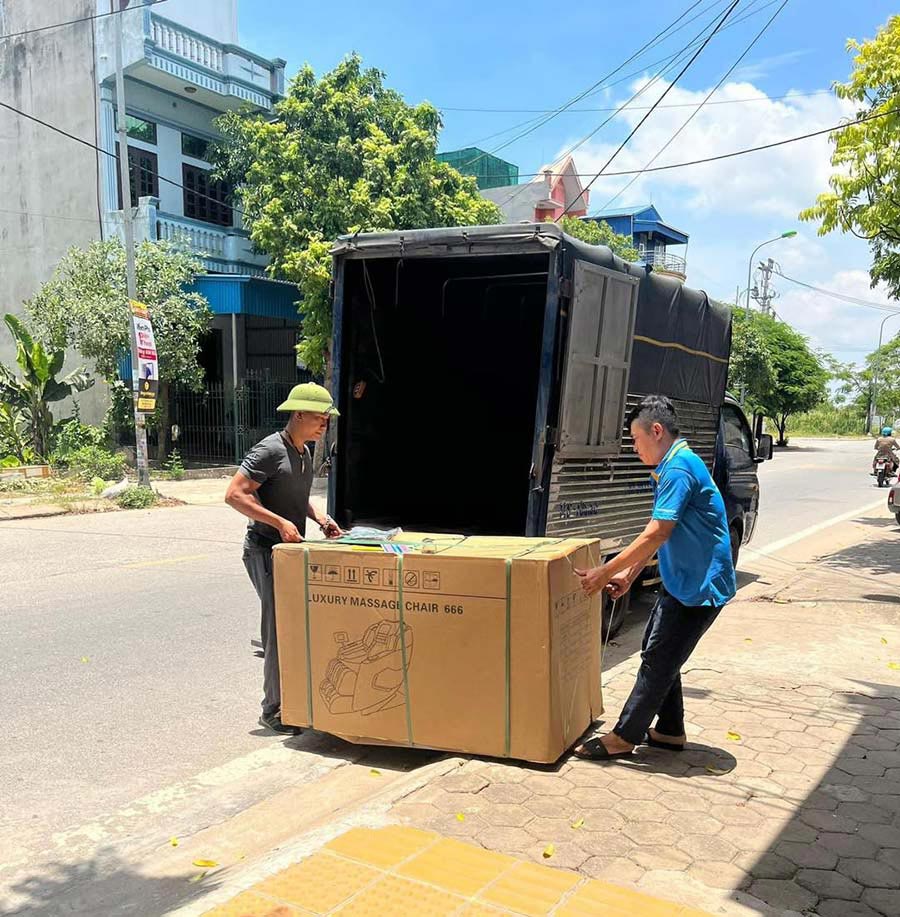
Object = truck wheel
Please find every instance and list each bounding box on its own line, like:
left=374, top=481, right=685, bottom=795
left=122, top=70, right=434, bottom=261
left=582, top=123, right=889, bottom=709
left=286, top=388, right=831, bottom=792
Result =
left=602, top=591, right=631, bottom=642
left=730, top=525, right=741, bottom=569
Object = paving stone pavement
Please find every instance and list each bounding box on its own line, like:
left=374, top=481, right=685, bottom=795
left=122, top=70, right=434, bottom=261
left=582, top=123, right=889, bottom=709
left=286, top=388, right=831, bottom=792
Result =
left=384, top=512, right=900, bottom=916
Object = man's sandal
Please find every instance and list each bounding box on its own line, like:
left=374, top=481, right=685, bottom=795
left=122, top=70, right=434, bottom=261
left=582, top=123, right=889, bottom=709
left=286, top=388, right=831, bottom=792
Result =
left=573, top=738, right=633, bottom=760
left=645, top=734, right=686, bottom=752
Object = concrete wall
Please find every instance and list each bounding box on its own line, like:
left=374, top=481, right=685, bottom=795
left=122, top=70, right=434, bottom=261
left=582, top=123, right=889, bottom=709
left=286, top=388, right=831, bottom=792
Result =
left=0, top=0, right=108, bottom=423
left=156, top=0, right=238, bottom=46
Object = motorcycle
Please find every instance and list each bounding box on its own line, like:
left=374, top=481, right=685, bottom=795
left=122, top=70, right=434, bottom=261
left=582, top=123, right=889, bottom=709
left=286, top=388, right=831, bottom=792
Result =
left=874, top=454, right=898, bottom=488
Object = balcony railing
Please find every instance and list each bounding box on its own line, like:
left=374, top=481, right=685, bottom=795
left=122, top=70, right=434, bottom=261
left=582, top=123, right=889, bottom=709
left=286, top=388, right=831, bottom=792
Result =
left=150, top=18, right=224, bottom=73
left=639, top=249, right=687, bottom=277
left=156, top=213, right=268, bottom=275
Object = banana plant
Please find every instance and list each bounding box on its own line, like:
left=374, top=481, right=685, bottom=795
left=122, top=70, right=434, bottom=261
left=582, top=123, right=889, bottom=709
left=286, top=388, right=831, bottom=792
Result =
left=0, top=314, right=94, bottom=461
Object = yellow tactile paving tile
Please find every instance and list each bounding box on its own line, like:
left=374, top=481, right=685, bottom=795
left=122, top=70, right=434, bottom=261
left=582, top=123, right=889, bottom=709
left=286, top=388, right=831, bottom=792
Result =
left=331, top=874, right=464, bottom=915
left=202, top=889, right=311, bottom=916
left=323, top=825, right=437, bottom=869
left=478, top=861, right=581, bottom=917
left=396, top=837, right=516, bottom=897
left=254, top=852, right=378, bottom=914
left=205, top=827, right=713, bottom=917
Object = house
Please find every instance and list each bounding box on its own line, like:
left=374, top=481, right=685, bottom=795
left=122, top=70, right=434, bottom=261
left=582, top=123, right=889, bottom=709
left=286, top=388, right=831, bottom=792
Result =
left=586, top=204, right=689, bottom=281
left=480, top=155, right=589, bottom=223
left=436, top=147, right=519, bottom=190
left=0, top=0, right=302, bottom=438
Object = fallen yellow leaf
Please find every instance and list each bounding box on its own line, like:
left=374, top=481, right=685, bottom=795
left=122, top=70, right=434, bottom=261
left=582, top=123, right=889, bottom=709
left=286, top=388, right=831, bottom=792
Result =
left=543, top=844, right=555, bottom=859
left=571, top=818, right=585, bottom=830
left=889, top=662, right=900, bottom=671
left=169, top=837, right=179, bottom=847
left=189, top=871, right=207, bottom=884
left=727, top=731, right=742, bottom=742
left=744, top=638, right=752, bottom=644
left=81, top=657, right=90, bottom=663
left=882, top=637, right=889, bottom=645
left=456, top=813, right=465, bottom=822
left=192, top=859, right=218, bottom=869
left=369, top=768, right=381, bottom=776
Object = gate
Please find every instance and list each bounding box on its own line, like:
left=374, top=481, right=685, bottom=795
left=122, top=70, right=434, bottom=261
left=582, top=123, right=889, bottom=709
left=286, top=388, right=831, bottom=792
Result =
left=172, top=374, right=313, bottom=465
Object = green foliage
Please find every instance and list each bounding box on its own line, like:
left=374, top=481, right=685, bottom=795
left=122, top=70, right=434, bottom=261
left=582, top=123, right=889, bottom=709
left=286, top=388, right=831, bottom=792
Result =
left=0, top=314, right=94, bottom=459
left=90, top=477, right=107, bottom=496
left=27, top=239, right=210, bottom=389
left=786, top=403, right=868, bottom=437
left=115, top=485, right=158, bottom=509
left=751, top=315, right=830, bottom=444
left=555, top=216, right=641, bottom=261
left=212, top=53, right=501, bottom=375
left=800, top=17, right=900, bottom=297
left=162, top=448, right=185, bottom=480
left=728, top=311, right=778, bottom=408
left=52, top=415, right=105, bottom=465
left=0, top=455, right=21, bottom=468
left=68, top=445, right=126, bottom=482
left=0, top=403, right=34, bottom=465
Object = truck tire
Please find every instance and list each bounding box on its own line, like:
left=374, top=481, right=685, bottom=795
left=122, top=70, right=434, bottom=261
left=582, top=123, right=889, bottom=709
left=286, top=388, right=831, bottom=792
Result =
left=602, top=591, right=631, bottom=642
left=730, top=525, right=741, bottom=569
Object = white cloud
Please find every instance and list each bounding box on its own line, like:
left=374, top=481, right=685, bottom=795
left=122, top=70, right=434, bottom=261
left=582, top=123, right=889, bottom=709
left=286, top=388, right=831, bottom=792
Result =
left=568, top=78, right=855, bottom=220
left=732, top=50, right=815, bottom=83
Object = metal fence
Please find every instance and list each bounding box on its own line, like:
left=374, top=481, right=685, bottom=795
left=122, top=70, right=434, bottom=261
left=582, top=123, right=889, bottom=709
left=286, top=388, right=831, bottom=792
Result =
left=171, top=374, right=313, bottom=465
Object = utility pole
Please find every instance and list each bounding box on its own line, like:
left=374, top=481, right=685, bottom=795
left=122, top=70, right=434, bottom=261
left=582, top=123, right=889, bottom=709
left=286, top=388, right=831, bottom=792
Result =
left=755, top=258, right=777, bottom=316
left=113, top=0, right=150, bottom=486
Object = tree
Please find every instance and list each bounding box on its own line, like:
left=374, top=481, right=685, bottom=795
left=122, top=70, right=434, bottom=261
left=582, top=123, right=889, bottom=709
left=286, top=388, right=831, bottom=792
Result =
left=212, top=53, right=501, bottom=377
left=27, top=240, right=210, bottom=459
left=800, top=17, right=900, bottom=298
left=867, top=333, right=900, bottom=421
left=556, top=216, right=641, bottom=261
left=750, top=314, right=829, bottom=445
left=0, top=314, right=93, bottom=460
left=727, top=310, right=777, bottom=408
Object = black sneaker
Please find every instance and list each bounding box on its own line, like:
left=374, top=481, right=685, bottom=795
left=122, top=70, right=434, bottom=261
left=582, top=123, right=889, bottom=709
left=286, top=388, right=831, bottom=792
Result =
left=258, top=712, right=302, bottom=736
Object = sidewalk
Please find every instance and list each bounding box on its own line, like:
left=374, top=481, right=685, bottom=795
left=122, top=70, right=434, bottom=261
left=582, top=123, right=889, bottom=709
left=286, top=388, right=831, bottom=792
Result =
left=193, top=507, right=900, bottom=917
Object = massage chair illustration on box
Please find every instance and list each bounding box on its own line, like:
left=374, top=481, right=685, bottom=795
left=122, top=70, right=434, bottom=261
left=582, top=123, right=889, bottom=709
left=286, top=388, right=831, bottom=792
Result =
left=319, top=620, right=414, bottom=715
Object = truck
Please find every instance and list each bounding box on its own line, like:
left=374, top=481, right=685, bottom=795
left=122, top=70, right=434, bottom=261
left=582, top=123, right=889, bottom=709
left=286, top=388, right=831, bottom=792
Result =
left=325, top=222, right=772, bottom=634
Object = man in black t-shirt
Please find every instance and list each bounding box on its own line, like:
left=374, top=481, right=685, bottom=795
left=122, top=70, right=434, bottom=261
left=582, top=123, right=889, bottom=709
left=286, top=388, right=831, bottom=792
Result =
left=226, top=383, right=343, bottom=734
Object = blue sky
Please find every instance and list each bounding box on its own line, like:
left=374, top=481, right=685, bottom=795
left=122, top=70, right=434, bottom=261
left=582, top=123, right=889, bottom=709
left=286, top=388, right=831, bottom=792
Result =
left=239, top=0, right=900, bottom=366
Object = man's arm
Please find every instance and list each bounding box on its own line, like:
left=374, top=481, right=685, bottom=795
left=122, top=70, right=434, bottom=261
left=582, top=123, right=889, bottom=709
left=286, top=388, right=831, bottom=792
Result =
left=225, top=472, right=302, bottom=543
left=576, top=519, right=675, bottom=597
left=307, top=500, right=344, bottom=538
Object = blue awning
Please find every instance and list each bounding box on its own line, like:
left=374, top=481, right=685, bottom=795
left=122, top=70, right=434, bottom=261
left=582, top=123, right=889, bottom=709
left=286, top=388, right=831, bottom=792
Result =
left=187, top=275, right=301, bottom=319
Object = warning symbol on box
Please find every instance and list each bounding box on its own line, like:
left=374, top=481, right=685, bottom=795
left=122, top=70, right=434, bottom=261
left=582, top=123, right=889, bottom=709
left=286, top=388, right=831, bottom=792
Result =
left=404, top=570, right=419, bottom=588
left=423, top=571, right=441, bottom=591
left=382, top=569, right=396, bottom=587
left=325, top=565, right=340, bottom=583
left=363, top=568, right=379, bottom=585
left=343, top=566, right=360, bottom=585
left=309, top=563, right=322, bottom=582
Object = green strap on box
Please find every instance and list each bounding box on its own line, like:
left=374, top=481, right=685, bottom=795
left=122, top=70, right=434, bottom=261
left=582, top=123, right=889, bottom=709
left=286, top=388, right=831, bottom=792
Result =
left=303, top=548, right=314, bottom=726
left=396, top=554, right=415, bottom=747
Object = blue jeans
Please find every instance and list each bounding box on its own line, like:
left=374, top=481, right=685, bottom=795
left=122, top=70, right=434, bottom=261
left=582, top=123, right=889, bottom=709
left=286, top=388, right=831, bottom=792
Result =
left=614, top=592, right=722, bottom=745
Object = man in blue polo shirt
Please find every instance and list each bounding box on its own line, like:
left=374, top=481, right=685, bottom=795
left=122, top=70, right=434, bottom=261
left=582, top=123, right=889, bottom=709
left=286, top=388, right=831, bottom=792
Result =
left=574, top=394, right=736, bottom=760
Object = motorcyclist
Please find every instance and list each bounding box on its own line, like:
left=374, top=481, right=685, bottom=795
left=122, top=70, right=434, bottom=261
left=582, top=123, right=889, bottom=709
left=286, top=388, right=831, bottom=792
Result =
left=874, top=427, right=899, bottom=476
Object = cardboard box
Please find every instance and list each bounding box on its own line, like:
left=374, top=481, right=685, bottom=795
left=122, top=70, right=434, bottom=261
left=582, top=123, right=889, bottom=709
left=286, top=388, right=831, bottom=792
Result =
left=273, top=534, right=603, bottom=763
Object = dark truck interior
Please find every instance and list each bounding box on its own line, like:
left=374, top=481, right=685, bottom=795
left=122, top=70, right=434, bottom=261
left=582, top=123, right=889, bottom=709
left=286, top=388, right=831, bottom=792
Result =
left=335, top=252, right=552, bottom=535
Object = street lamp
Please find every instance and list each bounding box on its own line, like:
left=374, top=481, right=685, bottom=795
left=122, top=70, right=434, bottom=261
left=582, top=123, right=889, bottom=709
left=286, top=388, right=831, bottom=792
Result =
left=745, top=231, right=798, bottom=317
left=868, top=311, right=900, bottom=434
left=740, top=231, right=797, bottom=405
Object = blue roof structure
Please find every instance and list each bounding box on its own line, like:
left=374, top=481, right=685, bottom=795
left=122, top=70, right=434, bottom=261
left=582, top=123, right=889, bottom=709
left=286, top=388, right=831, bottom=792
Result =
left=587, top=204, right=688, bottom=246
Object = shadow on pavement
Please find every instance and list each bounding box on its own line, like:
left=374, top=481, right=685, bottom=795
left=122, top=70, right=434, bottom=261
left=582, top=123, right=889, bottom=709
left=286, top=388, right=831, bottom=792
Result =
left=818, top=534, right=900, bottom=579
left=4, top=849, right=220, bottom=917
left=733, top=680, right=900, bottom=916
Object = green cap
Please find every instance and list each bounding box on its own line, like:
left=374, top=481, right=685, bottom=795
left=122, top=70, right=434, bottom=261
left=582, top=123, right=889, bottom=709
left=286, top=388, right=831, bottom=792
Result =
left=276, top=382, right=340, bottom=416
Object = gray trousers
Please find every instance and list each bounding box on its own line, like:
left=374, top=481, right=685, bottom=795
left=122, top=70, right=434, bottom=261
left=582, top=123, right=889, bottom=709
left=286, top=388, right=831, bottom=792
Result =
left=242, top=544, right=280, bottom=716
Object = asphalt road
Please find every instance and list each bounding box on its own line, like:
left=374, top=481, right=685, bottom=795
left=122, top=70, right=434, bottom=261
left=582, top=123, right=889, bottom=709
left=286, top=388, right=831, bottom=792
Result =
left=0, top=437, right=886, bottom=911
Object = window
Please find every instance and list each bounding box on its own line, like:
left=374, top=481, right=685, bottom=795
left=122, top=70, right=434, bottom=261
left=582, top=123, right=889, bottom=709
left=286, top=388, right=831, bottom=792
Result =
left=117, top=145, right=159, bottom=206
left=126, top=115, right=157, bottom=145
left=722, top=405, right=754, bottom=468
left=181, top=132, right=210, bottom=160
left=182, top=163, right=232, bottom=226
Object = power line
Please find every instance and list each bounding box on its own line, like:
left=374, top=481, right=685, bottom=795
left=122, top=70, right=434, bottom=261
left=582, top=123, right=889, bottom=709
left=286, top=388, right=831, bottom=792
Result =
left=0, top=207, right=103, bottom=225
left=600, top=0, right=791, bottom=212
left=439, top=89, right=830, bottom=114
left=774, top=272, right=900, bottom=313
left=559, top=0, right=743, bottom=219
left=459, top=0, right=715, bottom=170
left=0, top=0, right=169, bottom=41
